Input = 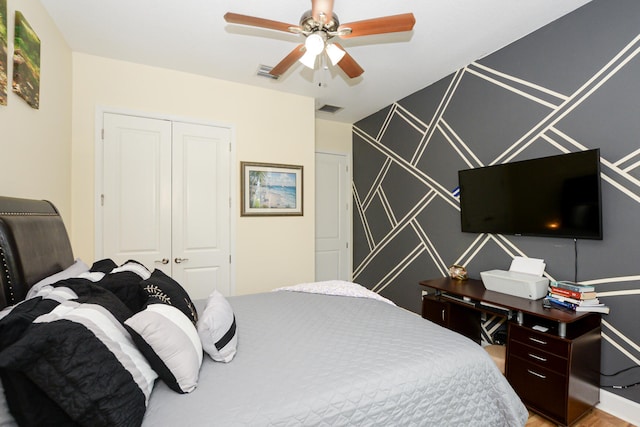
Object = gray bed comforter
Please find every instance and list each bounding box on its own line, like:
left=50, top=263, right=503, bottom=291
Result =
left=143, top=291, right=527, bottom=426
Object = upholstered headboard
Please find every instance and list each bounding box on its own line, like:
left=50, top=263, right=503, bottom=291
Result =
left=0, top=196, right=74, bottom=308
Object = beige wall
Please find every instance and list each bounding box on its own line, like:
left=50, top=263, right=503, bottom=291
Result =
left=0, top=0, right=72, bottom=221
left=71, top=53, right=316, bottom=295
left=315, top=119, right=352, bottom=154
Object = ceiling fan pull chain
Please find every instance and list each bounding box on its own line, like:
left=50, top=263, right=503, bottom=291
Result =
left=319, top=53, right=328, bottom=88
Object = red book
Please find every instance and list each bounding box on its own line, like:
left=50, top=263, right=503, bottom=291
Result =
left=549, top=286, right=597, bottom=300
left=548, top=293, right=600, bottom=306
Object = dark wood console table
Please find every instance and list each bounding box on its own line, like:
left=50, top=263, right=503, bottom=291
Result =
left=419, top=277, right=601, bottom=427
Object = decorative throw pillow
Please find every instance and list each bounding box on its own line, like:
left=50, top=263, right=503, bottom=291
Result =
left=110, top=260, right=151, bottom=280
left=197, top=290, right=237, bottom=363
left=26, top=258, right=90, bottom=300
left=125, top=304, right=203, bottom=394
left=96, top=260, right=150, bottom=313
left=0, top=285, right=157, bottom=427
left=139, top=269, right=198, bottom=324
left=90, top=258, right=118, bottom=274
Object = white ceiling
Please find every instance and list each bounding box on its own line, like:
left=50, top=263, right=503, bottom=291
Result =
left=40, top=0, right=591, bottom=124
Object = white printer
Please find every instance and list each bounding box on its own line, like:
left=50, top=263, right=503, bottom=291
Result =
left=480, top=257, right=549, bottom=300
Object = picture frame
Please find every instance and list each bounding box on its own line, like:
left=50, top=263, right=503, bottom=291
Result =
left=0, top=0, right=7, bottom=106
left=13, top=11, right=40, bottom=109
left=241, top=161, right=303, bottom=216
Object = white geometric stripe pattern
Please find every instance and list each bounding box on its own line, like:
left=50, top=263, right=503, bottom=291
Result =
left=353, top=29, right=640, bottom=381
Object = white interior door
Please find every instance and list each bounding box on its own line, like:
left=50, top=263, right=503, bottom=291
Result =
left=102, top=113, right=172, bottom=274
left=315, top=152, right=350, bottom=281
left=171, top=122, right=231, bottom=298
left=101, top=113, right=232, bottom=298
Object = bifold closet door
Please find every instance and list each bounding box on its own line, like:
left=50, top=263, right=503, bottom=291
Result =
left=102, top=113, right=173, bottom=276
left=171, top=122, right=231, bottom=299
left=102, top=113, right=231, bottom=298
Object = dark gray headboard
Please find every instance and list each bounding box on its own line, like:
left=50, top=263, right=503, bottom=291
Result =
left=0, top=196, right=74, bottom=308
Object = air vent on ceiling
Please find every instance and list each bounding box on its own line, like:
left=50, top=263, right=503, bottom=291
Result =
left=317, top=104, right=343, bottom=114
left=257, top=65, right=279, bottom=80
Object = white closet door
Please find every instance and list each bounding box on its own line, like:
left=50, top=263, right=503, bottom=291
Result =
left=103, top=113, right=172, bottom=274
left=171, top=122, right=231, bottom=298
left=315, top=152, right=350, bottom=281
left=101, top=113, right=232, bottom=298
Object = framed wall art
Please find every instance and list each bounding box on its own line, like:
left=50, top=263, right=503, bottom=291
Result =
left=241, top=162, right=303, bottom=216
left=0, top=0, right=7, bottom=106
left=13, top=10, right=40, bottom=109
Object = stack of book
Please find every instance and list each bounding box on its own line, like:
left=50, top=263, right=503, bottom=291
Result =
left=546, top=281, right=610, bottom=314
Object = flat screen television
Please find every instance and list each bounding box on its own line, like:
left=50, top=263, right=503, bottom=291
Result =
left=458, top=149, right=603, bottom=239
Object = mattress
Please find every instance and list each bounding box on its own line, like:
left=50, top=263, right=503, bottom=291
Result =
left=143, top=290, right=527, bottom=426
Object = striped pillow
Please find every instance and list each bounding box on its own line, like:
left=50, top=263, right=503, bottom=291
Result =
left=0, top=289, right=157, bottom=426
left=139, top=269, right=198, bottom=324
left=197, top=290, right=238, bottom=363
left=125, top=303, right=203, bottom=393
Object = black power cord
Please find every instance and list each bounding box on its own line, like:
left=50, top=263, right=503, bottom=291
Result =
left=574, top=238, right=578, bottom=283
left=600, top=365, right=640, bottom=389
left=601, top=382, right=640, bottom=389
left=601, top=365, right=640, bottom=377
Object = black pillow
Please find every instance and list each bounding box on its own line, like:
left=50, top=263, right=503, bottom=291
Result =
left=96, top=272, right=148, bottom=313
left=0, top=297, right=60, bottom=350
left=90, top=258, right=118, bottom=274
left=139, top=269, right=198, bottom=324
left=0, top=281, right=154, bottom=427
left=91, top=260, right=150, bottom=313
left=1, top=370, right=77, bottom=427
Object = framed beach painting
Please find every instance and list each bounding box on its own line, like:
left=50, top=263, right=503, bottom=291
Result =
left=0, top=0, right=7, bottom=106
left=13, top=11, right=40, bottom=109
left=241, top=162, right=303, bottom=216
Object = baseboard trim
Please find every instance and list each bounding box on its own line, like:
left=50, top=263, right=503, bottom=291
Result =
left=597, top=389, right=640, bottom=425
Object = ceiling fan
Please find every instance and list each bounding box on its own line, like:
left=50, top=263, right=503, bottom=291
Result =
left=224, top=0, right=416, bottom=79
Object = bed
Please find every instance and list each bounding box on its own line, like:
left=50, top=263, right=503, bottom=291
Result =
left=0, top=195, right=528, bottom=426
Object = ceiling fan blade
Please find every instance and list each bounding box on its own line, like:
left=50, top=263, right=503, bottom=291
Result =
left=333, top=44, right=364, bottom=78
left=339, top=13, right=416, bottom=38
left=311, top=0, right=335, bottom=23
left=270, top=44, right=306, bottom=77
left=224, top=12, right=298, bottom=33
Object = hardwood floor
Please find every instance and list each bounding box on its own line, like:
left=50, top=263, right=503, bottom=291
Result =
left=526, top=409, right=635, bottom=426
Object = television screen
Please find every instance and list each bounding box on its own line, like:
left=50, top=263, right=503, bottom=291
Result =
left=458, top=149, right=603, bottom=239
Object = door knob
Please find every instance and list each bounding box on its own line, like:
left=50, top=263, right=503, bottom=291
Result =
left=174, top=257, right=189, bottom=264
left=154, top=258, right=169, bottom=264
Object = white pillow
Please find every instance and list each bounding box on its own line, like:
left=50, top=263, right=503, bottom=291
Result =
left=197, top=290, right=238, bottom=363
left=26, top=258, right=90, bottom=299
left=125, top=304, right=203, bottom=394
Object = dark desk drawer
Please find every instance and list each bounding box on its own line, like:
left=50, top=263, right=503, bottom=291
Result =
left=508, top=355, right=567, bottom=423
left=509, top=340, right=568, bottom=375
left=422, top=295, right=448, bottom=327
left=510, top=324, right=569, bottom=358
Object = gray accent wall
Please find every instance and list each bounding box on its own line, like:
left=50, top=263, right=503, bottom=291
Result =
left=353, top=0, right=640, bottom=404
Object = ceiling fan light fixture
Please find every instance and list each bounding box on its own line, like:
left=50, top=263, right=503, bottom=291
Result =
left=299, top=32, right=326, bottom=69
left=299, top=50, right=318, bottom=69
left=224, top=7, right=416, bottom=79
left=304, top=32, right=326, bottom=55
left=325, top=43, right=345, bottom=65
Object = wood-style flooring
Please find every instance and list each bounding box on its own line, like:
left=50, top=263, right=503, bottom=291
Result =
left=526, top=409, right=635, bottom=426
